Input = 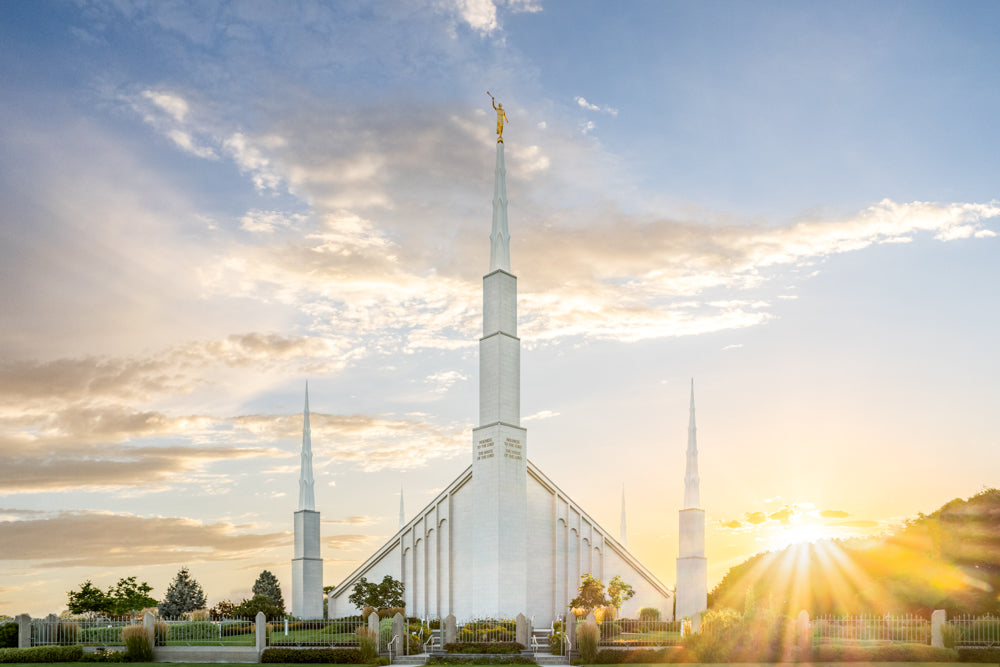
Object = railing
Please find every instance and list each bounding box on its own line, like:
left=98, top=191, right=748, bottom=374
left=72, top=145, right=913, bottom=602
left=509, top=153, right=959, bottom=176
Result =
left=266, top=617, right=362, bottom=647
left=30, top=616, right=133, bottom=646
left=159, top=617, right=256, bottom=646
left=598, top=618, right=683, bottom=646
left=950, top=615, right=1000, bottom=648
left=456, top=618, right=518, bottom=643
left=812, top=614, right=930, bottom=644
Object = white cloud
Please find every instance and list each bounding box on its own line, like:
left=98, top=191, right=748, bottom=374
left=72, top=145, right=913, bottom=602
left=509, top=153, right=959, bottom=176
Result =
left=575, top=96, right=619, bottom=116
left=522, top=410, right=560, bottom=421
left=142, top=90, right=189, bottom=123
left=240, top=210, right=308, bottom=234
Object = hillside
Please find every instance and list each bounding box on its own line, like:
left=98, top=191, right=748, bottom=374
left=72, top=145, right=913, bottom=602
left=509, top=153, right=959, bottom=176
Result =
left=709, top=488, right=1000, bottom=615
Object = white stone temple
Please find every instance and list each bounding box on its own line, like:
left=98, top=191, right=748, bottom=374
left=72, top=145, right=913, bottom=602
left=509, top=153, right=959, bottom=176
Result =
left=324, top=130, right=676, bottom=625
left=674, top=380, right=707, bottom=622
left=292, top=383, right=324, bottom=619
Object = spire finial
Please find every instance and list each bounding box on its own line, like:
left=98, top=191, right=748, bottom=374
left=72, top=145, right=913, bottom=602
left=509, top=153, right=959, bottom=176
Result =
left=683, top=378, right=700, bottom=509
left=298, top=381, right=316, bottom=511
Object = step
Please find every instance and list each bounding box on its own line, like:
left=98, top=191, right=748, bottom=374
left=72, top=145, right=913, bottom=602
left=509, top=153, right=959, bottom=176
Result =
left=534, top=653, right=568, bottom=665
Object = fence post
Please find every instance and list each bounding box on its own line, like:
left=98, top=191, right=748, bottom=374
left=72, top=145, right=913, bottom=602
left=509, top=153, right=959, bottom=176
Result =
left=565, top=613, right=577, bottom=653
left=931, top=609, right=946, bottom=647
left=255, top=612, right=267, bottom=655
left=443, top=614, right=456, bottom=646
left=143, top=611, right=156, bottom=653
left=797, top=610, right=811, bottom=658
left=516, top=613, right=528, bottom=647
left=16, top=614, right=31, bottom=649
left=392, top=613, right=406, bottom=656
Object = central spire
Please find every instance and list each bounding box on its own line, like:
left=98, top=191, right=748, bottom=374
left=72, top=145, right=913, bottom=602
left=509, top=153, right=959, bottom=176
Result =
left=683, top=378, right=700, bottom=510
left=489, top=142, right=511, bottom=272
left=299, top=382, right=315, bottom=511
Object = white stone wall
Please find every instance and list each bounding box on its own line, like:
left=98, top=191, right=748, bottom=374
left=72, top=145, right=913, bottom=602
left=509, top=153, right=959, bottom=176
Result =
left=292, top=510, right=324, bottom=619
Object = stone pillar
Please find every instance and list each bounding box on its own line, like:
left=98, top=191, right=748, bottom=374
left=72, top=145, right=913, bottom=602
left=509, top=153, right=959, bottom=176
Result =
left=565, top=613, right=577, bottom=652
left=931, top=609, right=946, bottom=648
left=797, top=610, right=811, bottom=658
left=392, top=613, right=406, bottom=656
left=515, top=613, right=528, bottom=647
left=255, top=612, right=267, bottom=654
left=443, top=614, right=457, bottom=646
left=143, top=611, right=155, bottom=651
left=16, top=614, right=31, bottom=649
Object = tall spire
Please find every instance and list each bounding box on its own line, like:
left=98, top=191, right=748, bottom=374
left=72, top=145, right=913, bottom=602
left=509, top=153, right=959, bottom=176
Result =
left=399, top=486, right=405, bottom=530
left=683, top=378, right=700, bottom=509
left=489, top=141, right=511, bottom=272
left=620, top=483, right=628, bottom=548
left=298, top=382, right=316, bottom=511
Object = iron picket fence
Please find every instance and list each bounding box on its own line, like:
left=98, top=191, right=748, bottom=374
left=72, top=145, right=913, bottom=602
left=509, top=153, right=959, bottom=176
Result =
left=949, top=615, right=1000, bottom=648
left=811, top=614, right=930, bottom=644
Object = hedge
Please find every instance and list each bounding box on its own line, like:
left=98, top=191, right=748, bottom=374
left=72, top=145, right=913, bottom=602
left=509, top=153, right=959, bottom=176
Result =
left=443, top=642, right=524, bottom=654
left=592, top=647, right=696, bottom=663
left=0, top=624, right=16, bottom=650
left=813, top=642, right=958, bottom=662
left=426, top=657, right=535, bottom=665
left=261, top=647, right=364, bottom=663
left=0, top=645, right=83, bottom=663
left=958, top=647, right=1000, bottom=663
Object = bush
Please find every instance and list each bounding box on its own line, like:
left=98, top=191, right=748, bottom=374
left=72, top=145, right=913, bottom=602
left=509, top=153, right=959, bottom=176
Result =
left=443, top=642, right=524, bottom=654
left=578, top=622, right=600, bottom=664
left=0, top=623, right=16, bottom=649
left=261, top=647, right=363, bottom=663
left=121, top=624, right=152, bottom=662
left=592, top=647, right=696, bottom=663
left=426, top=657, right=534, bottom=665
left=638, top=608, right=661, bottom=622
left=0, top=645, right=83, bottom=662
left=357, top=626, right=378, bottom=662
left=78, top=648, right=127, bottom=662
left=549, top=630, right=565, bottom=655
left=600, top=620, right=621, bottom=640
left=958, top=647, right=1000, bottom=662
left=814, top=641, right=957, bottom=662
left=362, top=606, right=377, bottom=620
left=166, top=620, right=215, bottom=641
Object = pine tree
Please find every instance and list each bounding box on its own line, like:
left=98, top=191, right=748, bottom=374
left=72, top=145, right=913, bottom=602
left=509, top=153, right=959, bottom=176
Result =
left=251, top=570, right=285, bottom=615
left=158, top=567, right=207, bottom=618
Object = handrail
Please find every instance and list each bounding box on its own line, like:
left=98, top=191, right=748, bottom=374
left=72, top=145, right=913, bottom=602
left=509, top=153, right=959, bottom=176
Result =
left=387, top=634, right=399, bottom=663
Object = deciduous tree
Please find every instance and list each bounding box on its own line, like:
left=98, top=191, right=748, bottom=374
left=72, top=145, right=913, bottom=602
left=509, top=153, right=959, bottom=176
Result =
left=347, top=575, right=404, bottom=611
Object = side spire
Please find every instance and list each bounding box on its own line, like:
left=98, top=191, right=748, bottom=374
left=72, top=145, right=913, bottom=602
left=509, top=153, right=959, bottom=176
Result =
left=489, top=141, right=511, bottom=272
left=298, top=381, right=316, bottom=511
left=620, top=483, right=628, bottom=548
left=683, top=378, right=700, bottom=510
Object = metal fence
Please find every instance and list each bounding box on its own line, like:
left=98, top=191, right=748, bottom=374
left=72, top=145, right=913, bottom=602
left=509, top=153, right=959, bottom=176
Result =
left=812, top=614, right=930, bottom=644
left=30, top=616, right=133, bottom=647
left=266, top=617, right=362, bottom=647
left=160, top=617, right=256, bottom=646
left=950, top=615, right=1000, bottom=648
left=598, top=618, right=683, bottom=646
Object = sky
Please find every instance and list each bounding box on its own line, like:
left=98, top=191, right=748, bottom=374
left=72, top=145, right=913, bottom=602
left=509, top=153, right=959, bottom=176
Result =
left=1, top=0, right=999, bottom=618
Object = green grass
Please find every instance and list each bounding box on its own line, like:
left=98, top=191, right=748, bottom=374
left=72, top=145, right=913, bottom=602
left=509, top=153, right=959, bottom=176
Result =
left=266, top=628, right=356, bottom=645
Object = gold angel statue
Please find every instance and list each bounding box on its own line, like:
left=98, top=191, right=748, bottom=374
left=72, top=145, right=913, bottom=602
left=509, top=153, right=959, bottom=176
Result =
left=487, top=91, right=508, bottom=142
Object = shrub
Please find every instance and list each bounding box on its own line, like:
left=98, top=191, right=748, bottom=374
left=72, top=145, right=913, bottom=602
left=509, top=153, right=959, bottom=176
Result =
left=357, top=626, right=378, bottom=662
left=600, top=620, right=621, bottom=640
left=577, top=621, right=600, bottom=664
left=638, top=608, right=661, bottom=622
left=362, top=606, right=377, bottom=621
left=78, top=648, right=127, bottom=662
left=0, top=623, right=17, bottom=649
left=549, top=630, right=565, bottom=655
left=185, top=609, right=210, bottom=621
left=814, top=641, right=957, bottom=662
left=58, top=620, right=81, bottom=644
left=166, top=620, right=215, bottom=642
left=443, top=641, right=523, bottom=654
left=0, top=644, right=83, bottom=662
left=958, top=647, right=1000, bottom=662
left=260, top=647, right=363, bottom=663
left=426, top=657, right=534, bottom=665
left=121, top=624, right=152, bottom=662
left=378, top=607, right=405, bottom=619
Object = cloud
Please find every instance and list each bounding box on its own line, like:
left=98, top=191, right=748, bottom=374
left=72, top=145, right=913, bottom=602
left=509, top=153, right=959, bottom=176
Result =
left=820, top=510, right=850, bottom=519
left=574, top=96, right=618, bottom=116
left=323, top=516, right=376, bottom=526
left=721, top=344, right=743, bottom=351
left=326, top=534, right=374, bottom=550
left=240, top=210, right=309, bottom=234
left=426, top=370, right=468, bottom=393
left=232, top=412, right=468, bottom=472
left=0, top=511, right=288, bottom=567
left=522, top=410, right=560, bottom=421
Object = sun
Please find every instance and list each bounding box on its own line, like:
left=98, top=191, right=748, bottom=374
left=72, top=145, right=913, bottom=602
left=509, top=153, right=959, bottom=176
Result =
left=767, top=522, right=837, bottom=551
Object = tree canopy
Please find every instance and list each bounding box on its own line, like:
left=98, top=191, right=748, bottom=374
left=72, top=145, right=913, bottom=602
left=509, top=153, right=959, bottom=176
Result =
left=252, top=570, right=285, bottom=615
left=158, top=567, right=207, bottom=617
left=568, top=573, right=610, bottom=612
left=66, top=577, right=157, bottom=616
left=347, top=575, right=405, bottom=611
